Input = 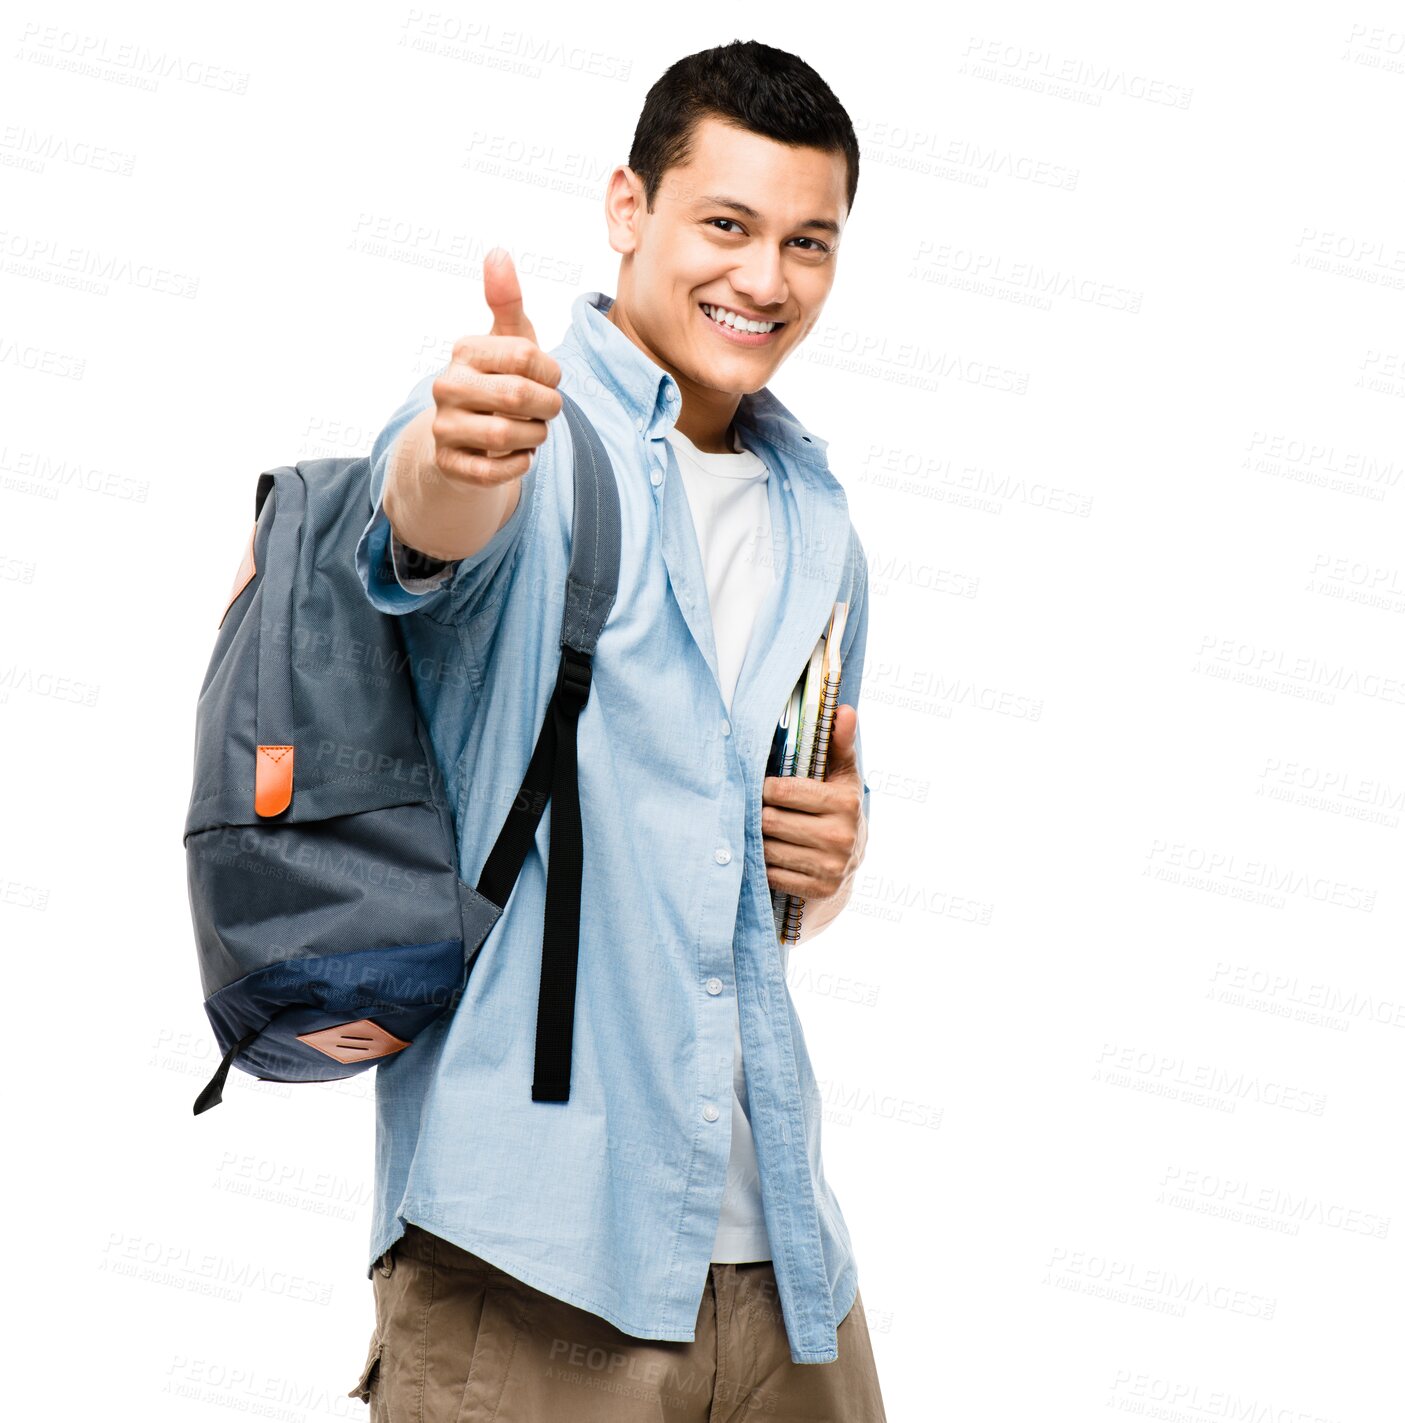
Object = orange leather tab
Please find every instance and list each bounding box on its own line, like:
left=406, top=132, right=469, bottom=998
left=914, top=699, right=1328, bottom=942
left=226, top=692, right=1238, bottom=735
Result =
left=220, top=520, right=258, bottom=627
left=296, top=1019, right=411, bottom=1064
left=255, top=744, right=294, bottom=816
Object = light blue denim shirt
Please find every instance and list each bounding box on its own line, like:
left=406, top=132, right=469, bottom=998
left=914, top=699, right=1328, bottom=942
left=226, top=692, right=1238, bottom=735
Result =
left=354, top=289, right=872, bottom=1364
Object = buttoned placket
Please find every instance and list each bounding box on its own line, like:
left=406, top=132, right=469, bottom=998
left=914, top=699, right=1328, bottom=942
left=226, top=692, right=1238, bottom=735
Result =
left=644, top=381, right=748, bottom=1153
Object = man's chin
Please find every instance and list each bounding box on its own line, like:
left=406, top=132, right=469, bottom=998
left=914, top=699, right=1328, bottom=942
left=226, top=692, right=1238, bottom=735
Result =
left=686, top=351, right=784, bottom=396
left=689, top=373, right=772, bottom=401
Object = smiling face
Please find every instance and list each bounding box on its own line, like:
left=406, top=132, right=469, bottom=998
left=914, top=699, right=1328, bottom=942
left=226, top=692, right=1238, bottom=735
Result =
left=603, top=114, right=848, bottom=441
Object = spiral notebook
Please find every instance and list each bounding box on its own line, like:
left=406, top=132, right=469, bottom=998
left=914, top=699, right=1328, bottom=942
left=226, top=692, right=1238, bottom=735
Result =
left=766, top=600, right=848, bottom=945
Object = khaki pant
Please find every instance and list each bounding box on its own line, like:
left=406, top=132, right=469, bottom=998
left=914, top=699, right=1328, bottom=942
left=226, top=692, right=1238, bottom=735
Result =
left=347, top=1222, right=887, bottom=1421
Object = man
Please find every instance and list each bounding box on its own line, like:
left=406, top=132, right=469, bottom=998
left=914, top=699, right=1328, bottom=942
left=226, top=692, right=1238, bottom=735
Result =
left=347, top=39, right=885, bottom=1421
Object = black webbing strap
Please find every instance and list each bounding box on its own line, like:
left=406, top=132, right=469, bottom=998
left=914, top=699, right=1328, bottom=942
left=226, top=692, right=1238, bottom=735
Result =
left=476, top=643, right=593, bottom=1101
left=193, top=1026, right=262, bottom=1114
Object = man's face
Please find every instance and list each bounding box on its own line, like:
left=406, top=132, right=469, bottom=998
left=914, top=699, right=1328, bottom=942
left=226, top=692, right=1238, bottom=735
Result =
left=606, top=115, right=847, bottom=399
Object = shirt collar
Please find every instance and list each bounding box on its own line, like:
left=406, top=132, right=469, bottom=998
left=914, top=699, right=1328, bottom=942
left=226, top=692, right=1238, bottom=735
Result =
left=567, top=290, right=832, bottom=471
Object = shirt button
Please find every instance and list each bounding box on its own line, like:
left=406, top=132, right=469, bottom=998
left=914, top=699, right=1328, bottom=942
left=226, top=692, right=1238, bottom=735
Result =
left=650, top=466, right=663, bottom=487
left=635, top=416, right=644, bottom=432
left=713, top=846, right=731, bottom=865
left=782, top=478, right=791, bottom=491
left=706, top=977, right=723, bottom=995
left=702, top=1104, right=720, bottom=1122
left=721, top=719, right=731, bottom=737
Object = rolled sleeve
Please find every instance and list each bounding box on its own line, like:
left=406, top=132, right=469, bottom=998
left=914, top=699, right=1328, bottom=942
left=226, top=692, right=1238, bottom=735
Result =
left=356, top=496, right=454, bottom=615
left=391, top=534, right=455, bottom=591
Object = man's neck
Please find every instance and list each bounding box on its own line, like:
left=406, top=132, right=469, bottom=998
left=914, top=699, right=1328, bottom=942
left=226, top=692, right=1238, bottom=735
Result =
left=606, top=299, right=742, bottom=454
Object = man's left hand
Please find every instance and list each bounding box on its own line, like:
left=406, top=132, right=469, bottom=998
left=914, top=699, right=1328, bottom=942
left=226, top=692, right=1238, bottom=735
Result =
left=761, top=704, right=866, bottom=901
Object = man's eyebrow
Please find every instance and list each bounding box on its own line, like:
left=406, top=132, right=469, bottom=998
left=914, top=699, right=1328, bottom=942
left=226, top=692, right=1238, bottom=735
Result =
left=694, top=193, right=841, bottom=237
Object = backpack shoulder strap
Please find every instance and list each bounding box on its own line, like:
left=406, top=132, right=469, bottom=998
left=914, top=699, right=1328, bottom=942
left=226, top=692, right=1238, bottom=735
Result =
left=555, top=389, right=622, bottom=656
left=473, top=388, right=623, bottom=1103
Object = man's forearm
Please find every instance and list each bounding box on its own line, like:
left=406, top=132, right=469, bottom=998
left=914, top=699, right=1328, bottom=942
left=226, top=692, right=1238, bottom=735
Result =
left=384, top=405, right=522, bottom=562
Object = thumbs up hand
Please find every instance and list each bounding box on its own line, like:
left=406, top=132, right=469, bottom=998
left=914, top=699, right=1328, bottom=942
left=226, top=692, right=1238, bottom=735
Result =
left=383, top=248, right=564, bottom=561
left=761, top=704, right=868, bottom=914
left=429, top=246, right=564, bottom=482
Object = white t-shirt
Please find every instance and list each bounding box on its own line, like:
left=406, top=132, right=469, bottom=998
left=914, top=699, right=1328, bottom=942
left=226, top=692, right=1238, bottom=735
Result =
left=662, top=419, right=775, bottom=1264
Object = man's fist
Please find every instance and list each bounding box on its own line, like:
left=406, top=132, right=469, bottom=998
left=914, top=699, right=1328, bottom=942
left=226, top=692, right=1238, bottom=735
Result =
left=761, top=704, right=867, bottom=904
left=429, top=247, right=564, bottom=486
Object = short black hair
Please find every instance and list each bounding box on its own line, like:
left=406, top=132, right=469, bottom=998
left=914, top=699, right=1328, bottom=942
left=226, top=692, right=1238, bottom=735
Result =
left=627, top=40, right=858, bottom=219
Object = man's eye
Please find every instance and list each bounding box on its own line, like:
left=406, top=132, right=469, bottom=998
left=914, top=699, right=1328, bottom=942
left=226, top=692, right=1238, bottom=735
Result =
left=707, top=219, right=829, bottom=255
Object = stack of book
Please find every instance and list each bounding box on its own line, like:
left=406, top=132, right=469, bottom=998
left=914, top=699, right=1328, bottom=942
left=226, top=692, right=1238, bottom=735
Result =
left=767, top=601, right=849, bottom=946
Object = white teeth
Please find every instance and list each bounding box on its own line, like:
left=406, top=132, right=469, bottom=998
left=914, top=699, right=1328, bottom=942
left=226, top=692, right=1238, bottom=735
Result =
left=702, top=303, right=779, bottom=334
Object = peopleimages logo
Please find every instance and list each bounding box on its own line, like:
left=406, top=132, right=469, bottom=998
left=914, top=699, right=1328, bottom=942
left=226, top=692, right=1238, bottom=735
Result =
left=311, top=739, right=443, bottom=793
left=0, top=229, right=199, bottom=298
left=197, top=826, right=430, bottom=898
left=15, top=23, right=250, bottom=94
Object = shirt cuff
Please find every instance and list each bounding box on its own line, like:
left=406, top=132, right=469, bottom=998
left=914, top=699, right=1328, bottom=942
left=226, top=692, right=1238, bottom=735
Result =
left=389, top=532, right=457, bottom=592
left=356, top=495, right=458, bottom=614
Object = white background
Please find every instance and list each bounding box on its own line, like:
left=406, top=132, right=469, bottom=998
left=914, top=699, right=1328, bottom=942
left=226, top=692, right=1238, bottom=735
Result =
left=4, top=2, right=1403, bottom=1418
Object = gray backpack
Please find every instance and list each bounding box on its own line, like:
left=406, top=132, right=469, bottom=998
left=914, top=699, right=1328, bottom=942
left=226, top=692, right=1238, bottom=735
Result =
left=185, top=392, right=619, bottom=1114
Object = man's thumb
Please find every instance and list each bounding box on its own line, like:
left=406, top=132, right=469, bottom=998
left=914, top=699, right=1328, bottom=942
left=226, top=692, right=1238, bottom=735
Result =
left=825, top=704, right=859, bottom=776
left=484, top=247, right=537, bottom=344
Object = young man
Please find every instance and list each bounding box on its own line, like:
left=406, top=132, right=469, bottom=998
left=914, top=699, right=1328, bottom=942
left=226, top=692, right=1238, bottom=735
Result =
left=347, top=40, right=885, bottom=1421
